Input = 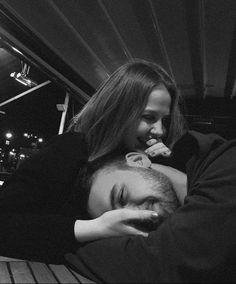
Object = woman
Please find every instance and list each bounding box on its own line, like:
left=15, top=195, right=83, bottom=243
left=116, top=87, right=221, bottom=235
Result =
left=0, top=59, right=186, bottom=263
left=68, top=59, right=185, bottom=160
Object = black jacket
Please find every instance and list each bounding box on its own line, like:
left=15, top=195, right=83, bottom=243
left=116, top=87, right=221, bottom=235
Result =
left=66, top=131, right=236, bottom=283
left=0, top=132, right=88, bottom=263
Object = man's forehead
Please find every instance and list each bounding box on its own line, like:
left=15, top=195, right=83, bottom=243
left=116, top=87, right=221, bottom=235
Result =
left=93, top=168, right=142, bottom=191
left=95, top=167, right=137, bottom=180
left=94, top=168, right=151, bottom=196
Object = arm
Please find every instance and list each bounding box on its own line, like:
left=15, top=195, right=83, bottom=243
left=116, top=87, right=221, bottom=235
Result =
left=0, top=132, right=160, bottom=262
left=0, top=132, right=87, bottom=263
left=74, top=208, right=159, bottom=242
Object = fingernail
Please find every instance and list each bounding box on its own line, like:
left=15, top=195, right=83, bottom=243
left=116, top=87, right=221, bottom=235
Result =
left=151, top=212, right=158, bottom=220
left=142, top=233, right=149, bottom=237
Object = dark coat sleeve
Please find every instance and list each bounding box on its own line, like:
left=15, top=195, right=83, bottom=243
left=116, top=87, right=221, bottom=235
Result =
left=0, top=132, right=88, bottom=263
left=66, top=137, right=236, bottom=283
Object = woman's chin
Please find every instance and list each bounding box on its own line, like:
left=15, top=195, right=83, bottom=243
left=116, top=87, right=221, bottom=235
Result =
left=135, top=141, right=147, bottom=152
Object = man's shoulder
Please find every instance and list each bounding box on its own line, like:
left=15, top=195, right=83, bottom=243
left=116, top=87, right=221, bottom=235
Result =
left=175, top=130, right=226, bottom=156
left=170, top=131, right=226, bottom=171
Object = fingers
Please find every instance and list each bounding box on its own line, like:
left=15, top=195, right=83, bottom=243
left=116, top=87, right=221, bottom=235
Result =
left=120, top=208, right=159, bottom=222
left=146, top=138, right=159, bottom=146
left=145, top=140, right=171, bottom=157
left=126, top=226, right=149, bottom=237
left=125, top=210, right=160, bottom=234
left=137, top=210, right=159, bottom=222
left=101, top=209, right=161, bottom=238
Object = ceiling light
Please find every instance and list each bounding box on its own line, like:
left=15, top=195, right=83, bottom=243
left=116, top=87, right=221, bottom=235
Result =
left=10, top=62, right=37, bottom=88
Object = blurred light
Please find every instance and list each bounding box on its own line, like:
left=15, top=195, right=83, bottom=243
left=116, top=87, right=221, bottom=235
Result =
left=5, top=132, right=13, bottom=139
left=11, top=46, right=23, bottom=55
left=19, top=154, right=26, bottom=159
left=38, top=138, right=43, bottom=143
left=24, top=133, right=29, bottom=138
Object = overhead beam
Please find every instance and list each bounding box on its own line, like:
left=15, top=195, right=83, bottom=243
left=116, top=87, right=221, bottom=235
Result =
left=148, top=0, right=175, bottom=80
left=98, top=0, right=132, bottom=60
left=49, top=1, right=110, bottom=77
left=0, top=80, right=51, bottom=107
left=184, top=0, right=206, bottom=98
left=224, top=22, right=236, bottom=99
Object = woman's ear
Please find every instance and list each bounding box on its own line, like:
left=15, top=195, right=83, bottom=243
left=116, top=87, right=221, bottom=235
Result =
left=125, top=152, right=152, bottom=168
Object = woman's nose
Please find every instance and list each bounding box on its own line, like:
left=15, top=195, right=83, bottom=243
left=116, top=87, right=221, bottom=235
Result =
left=150, top=120, right=164, bottom=137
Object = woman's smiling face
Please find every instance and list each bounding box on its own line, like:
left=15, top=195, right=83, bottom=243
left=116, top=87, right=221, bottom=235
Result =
left=123, top=84, right=171, bottom=152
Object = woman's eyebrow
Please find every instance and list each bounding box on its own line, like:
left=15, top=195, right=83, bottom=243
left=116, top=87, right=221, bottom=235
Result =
left=143, top=109, right=170, bottom=116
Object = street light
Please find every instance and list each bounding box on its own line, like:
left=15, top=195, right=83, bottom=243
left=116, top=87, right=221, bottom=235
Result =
left=5, top=132, right=13, bottom=139
left=5, top=132, right=13, bottom=145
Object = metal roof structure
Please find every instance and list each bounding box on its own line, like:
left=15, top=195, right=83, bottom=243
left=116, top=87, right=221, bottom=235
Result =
left=0, top=0, right=235, bottom=138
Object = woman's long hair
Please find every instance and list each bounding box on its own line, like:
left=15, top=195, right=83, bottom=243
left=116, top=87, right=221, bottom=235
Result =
left=68, top=59, right=186, bottom=161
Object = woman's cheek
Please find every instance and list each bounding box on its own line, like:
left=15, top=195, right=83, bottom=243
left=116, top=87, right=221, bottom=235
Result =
left=136, top=121, right=149, bottom=136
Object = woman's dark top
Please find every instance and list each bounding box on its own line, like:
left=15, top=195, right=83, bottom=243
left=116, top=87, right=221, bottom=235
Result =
left=0, top=132, right=88, bottom=263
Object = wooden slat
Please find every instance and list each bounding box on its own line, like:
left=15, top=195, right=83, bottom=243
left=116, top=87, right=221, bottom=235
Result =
left=9, top=262, right=35, bottom=284
left=70, top=268, right=96, bottom=284
left=49, top=264, right=79, bottom=283
left=0, top=262, right=11, bottom=284
left=0, top=256, right=23, bottom=261
left=29, top=262, right=58, bottom=283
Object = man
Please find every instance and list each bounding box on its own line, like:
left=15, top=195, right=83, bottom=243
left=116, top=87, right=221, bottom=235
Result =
left=66, top=131, right=236, bottom=283
left=71, top=152, right=185, bottom=244
left=81, top=152, right=184, bottom=221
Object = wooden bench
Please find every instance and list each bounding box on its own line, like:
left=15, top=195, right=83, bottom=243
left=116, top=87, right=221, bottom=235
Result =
left=0, top=257, right=95, bottom=284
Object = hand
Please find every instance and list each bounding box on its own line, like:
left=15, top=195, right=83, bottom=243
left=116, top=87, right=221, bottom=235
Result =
left=145, top=138, right=171, bottom=158
left=97, top=208, right=160, bottom=238
left=74, top=209, right=159, bottom=242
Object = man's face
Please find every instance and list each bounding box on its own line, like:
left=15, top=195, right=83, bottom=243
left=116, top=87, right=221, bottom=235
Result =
left=88, top=167, right=173, bottom=218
